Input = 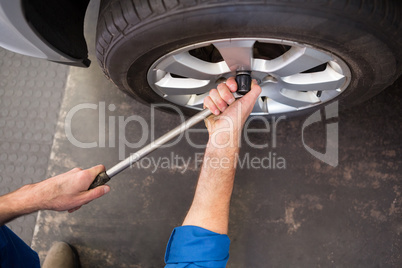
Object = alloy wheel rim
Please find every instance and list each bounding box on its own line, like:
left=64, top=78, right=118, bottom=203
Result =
left=147, top=38, right=351, bottom=115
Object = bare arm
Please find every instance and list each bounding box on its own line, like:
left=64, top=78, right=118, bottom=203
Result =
left=182, top=77, right=261, bottom=234
left=0, top=165, right=110, bottom=226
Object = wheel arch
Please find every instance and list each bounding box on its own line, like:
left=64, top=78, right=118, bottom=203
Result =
left=21, top=0, right=91, bottom=66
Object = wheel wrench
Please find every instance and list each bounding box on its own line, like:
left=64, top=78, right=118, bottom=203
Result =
left=88, top=72, right=252, bottom=189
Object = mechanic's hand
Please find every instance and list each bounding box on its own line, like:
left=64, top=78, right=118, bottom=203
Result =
left=203, top=77, right=261, bottom=147
left=37, top=165, right=110, bottom=213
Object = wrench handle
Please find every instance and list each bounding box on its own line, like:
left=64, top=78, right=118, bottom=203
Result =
left=88, top=72, right=252, bottom=190
left=88, top=171, right=110, bottom=190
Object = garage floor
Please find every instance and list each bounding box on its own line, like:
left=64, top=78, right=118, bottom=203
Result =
left=1, top=2, right=401, bottom=267
left=0, top=48, right=69, bottom=244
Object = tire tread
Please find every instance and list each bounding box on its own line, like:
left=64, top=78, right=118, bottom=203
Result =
left=96, top=0, right=402, bottom=77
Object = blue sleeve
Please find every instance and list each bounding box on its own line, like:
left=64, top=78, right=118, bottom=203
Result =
left=164, top=226, right=230, bottom=268
left=0, top=225, right=40, bottom=268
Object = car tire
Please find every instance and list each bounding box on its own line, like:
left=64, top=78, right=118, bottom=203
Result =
left=96, top=0, right=402, bottom=116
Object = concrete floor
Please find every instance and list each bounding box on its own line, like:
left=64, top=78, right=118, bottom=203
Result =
left=30, top=65, right=402, bottom=267
left=1, top=1, right=401, bottom=267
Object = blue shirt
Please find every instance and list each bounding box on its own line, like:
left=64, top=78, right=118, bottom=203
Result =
left=165, top=226, right=231, bottom=267
left=0, top=225, right=40, bottom=268
left=0, top=224, right=229, bottom=267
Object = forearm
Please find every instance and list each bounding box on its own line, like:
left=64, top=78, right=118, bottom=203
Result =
left=0, top=166, right=109, bottom=226
left=181, top=78, right=260, bottom=234
left=0, top=183, right=43, bottom=226
left=182, top=136, right=239, bottom=234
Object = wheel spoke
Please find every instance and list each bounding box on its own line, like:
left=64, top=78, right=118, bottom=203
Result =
left=253, top=46, right=332, bottom=77
left=280, top=66, right=346, bottom=91
left=186, top=92, right=209, bottom=107
left=266, top=99, right=298, bottom=114
left=214, top=40, right=255, bottom=71
left=260, top=83, right=320, bottom=108
left=155, top=52, right=230, bottom=80
left=163, top=95, right=193, bottom=106
left=155, top=73, right=214, bottom=95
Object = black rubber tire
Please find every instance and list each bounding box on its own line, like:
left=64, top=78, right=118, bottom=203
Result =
left=96, top=0, right=402, bottom=116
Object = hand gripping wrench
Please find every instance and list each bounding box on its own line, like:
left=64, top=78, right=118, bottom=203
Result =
left=88, top=72, right=252, bottom=189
